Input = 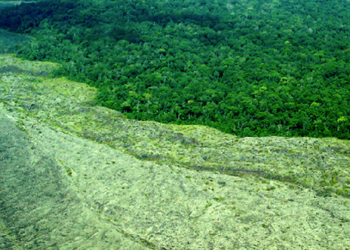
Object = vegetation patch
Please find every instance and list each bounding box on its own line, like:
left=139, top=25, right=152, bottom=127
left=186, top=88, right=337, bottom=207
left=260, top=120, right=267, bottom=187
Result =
left=0, top=0, right=350, bottom=138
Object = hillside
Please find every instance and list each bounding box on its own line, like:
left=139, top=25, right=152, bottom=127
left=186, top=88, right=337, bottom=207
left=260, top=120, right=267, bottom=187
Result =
left=1, top=29, right=350, bottom=249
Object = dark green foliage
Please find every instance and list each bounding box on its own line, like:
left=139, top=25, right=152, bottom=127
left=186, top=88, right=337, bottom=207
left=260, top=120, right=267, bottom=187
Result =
left=1, top=0, right=350, bottom=139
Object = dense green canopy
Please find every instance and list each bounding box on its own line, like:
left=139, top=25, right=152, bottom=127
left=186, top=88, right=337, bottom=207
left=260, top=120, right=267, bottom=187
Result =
left=1, top=0, right=350, bottom=138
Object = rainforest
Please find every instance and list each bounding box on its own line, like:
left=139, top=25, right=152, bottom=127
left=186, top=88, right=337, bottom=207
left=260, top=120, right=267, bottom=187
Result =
left=1, top=0, right=350, bottom=138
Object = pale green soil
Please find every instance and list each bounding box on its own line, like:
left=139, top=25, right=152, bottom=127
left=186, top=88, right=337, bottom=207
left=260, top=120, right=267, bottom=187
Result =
left=0, top=29, right=350, bottom=249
